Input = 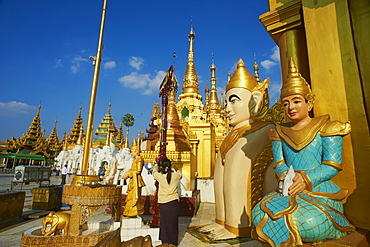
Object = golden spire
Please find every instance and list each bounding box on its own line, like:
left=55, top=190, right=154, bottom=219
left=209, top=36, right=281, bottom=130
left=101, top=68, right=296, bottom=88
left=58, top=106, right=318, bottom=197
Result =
left=253, top=53, right=260, bottom=83
left=25, top=105, right=42, bottom=139
left=76, top=126, right=84, bottom=145
left=131, top=138, right=138, bottom=150
left=95, top=103, right=117, bottom=142
left=227, top=58, right=257, bottom=92
left=48, top=120, right=60, bottom=152
left=62, top=132, right=68, bottom=151
left=137, top=130, right=142, bottom=148
left=205, top=85, right=210, bottom=106
left=68, top=107, right=83, bottom=145
left=280, top=58, right=315, bottom=102
left=208, top=59, right=221, bottom=112
left=181, top=25, right=199, bottom=94
left=167, top=79, right=182, bottom=130
left=105, top=129, right=111, bottom=146
left=116, top=121, right=123, bottom=144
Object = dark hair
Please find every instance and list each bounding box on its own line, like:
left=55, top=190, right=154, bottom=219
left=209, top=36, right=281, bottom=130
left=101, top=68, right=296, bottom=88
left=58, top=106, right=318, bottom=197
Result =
left=160, top=159, right=172, bottom=184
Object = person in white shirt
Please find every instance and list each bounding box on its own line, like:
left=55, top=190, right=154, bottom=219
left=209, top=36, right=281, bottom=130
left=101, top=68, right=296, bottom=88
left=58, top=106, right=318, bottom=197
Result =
left=61, top=164, right=70, bottom=185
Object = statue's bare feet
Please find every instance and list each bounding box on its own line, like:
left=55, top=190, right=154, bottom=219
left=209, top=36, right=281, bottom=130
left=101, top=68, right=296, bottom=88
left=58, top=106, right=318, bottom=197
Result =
left=198, top=223, right=224, bottom=233
left=210, top=227, right=237, bottom=240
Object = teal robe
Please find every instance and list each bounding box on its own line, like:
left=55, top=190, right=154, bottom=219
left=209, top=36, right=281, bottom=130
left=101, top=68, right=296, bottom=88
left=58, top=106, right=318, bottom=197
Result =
left=252, top=115, right=355, bottom=246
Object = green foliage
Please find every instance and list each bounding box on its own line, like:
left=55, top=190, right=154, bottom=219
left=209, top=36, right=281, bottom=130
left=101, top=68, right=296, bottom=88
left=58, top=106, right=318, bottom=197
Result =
left=121, top=114, right=135, bottom=128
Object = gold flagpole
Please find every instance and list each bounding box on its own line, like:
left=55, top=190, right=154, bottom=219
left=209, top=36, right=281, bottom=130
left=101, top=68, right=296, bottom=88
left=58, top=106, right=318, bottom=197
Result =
left=81, top=0, right=108, bottom=176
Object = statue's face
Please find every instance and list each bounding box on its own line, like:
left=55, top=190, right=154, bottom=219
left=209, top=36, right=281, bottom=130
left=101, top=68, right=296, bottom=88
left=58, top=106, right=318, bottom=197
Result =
left=282, top=94, right=312, bottom=123
left=226, top=88, right=252, bottom=126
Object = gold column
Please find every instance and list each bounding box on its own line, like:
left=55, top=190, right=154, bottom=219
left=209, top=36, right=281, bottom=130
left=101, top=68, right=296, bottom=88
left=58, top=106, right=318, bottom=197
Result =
left=301, top=0, right=369, bottom=230
left=189, top=139, right=199, bottom=191
left=69, top=205, right=83, bottom=235
left=259, top=0, right=310, bottom=83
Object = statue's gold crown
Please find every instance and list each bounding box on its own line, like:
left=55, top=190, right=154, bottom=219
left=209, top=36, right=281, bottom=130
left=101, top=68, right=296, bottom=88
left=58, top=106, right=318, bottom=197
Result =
left=130, top=138, right=140, bottom=152
left=280, top=58, right=315, bottom=102
left=226, top=58, right=258, bottom=92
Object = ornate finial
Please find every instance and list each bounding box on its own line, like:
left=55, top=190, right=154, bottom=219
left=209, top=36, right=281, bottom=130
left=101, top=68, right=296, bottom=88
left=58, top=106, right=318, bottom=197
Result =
left=253, top=53, right=260, bottom=83
left=227, top=71, right=231, bottom=82
left=189, top=17, right=195, bottom=40
left=62, top=136, right=68, bottom=151
left=37, top=105, right=41, bottom=116
left=226, top=58, right=258, bottom=92
left=173, top=51, right=177, bottom=65
left=131, top=138, right=140, bottom=152
left=108, top=103, right=111, bottom=114
left=182, top=23, right=199, bottom=94
left=280, top=58, right=315, bottom=102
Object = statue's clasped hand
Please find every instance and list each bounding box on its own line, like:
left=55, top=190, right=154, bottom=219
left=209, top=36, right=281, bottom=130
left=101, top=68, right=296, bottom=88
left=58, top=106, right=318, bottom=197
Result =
left=288, top=172, right=306, bottom=195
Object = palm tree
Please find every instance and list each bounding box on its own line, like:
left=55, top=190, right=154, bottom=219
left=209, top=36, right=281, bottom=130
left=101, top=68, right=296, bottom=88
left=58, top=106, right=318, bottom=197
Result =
left=121, top=114, right=135, bottom=147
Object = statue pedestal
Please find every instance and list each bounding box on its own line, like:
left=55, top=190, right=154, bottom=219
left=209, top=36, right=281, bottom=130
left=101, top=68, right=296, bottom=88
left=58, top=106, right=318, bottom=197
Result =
left=120, top=216, right=160, bottom=245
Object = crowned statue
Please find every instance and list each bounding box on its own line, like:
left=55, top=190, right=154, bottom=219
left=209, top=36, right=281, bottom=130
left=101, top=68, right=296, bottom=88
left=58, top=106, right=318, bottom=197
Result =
left=200, top=58, right=275, bottom=240
left=122, top=144, right=146, bottom=217
left=251, top=58, right=355, bottom=246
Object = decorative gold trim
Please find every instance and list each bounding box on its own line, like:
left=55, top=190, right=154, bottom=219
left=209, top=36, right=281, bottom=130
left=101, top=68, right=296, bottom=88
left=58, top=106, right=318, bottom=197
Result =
left=322, top=160, right=342, bottom=171
left=224, top=224, right=251, bottom=237
left=215, top=218, right=225, bottom=226
left=284, top=213, right=302, bottom=246
left=255, top=213, right=275, bottom=247
left=21, top=227, right=120, bottom=247
left=299, top=194, right=356, bottom=232
left=276, top=115, right=329, bottom=151
left=321, top=121, right=351, bottom=136
left=273, top=159, right=285, bottom=169
left=251, top=141, right=273, bottom=210
left=278, top=171, right=288, bottom=181
left=62, top=185, right=122, bottom=206
left=220, top=122, right=269, bottom=164
left=261, top=194, right=298, bottom=220
left=305, top=189, right=349, bottom=201
left=269, top=128, right=280, bottom=141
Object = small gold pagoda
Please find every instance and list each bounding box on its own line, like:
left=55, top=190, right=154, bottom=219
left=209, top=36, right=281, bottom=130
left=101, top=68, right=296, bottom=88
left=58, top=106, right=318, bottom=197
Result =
left=5, top=105, right=62, bottom=161
left=67, top=107, right=84, bottom=146
left=94, top=103, right=119, bottom=146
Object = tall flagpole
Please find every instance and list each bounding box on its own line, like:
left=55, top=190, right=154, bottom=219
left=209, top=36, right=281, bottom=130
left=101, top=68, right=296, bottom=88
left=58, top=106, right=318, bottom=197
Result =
left=81, top=0, right=108, bottom=175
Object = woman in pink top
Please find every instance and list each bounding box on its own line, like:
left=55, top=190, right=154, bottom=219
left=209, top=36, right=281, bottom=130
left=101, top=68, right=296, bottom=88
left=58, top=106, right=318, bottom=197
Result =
left=153, top=159, right=182, bottom=246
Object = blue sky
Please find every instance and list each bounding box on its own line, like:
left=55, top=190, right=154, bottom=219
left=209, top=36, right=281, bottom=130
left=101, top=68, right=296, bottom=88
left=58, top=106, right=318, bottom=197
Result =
left=0, top=0, right=281, bottom=143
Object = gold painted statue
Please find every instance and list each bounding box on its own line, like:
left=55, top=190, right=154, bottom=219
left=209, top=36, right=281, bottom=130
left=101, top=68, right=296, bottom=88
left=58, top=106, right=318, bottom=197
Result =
left=41, top=212, right=71, bottom=236
left=200, top=58, right=275, bottom=240
left=122, top=145, right=146, bottom=217
left=251, top=58, right=355, bottom=246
